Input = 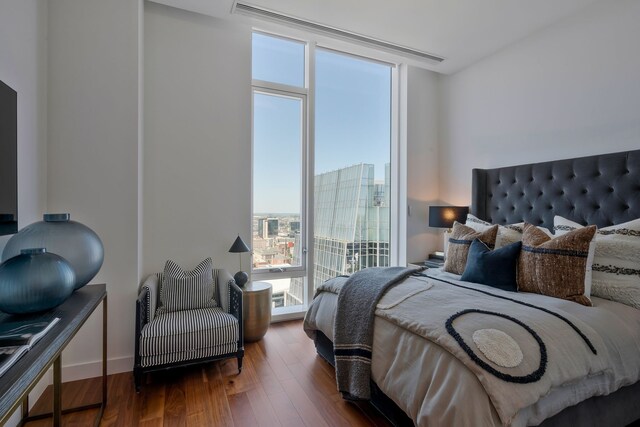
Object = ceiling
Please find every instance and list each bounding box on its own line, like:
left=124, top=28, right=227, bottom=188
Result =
left=150, top=0, right=601, bottom=74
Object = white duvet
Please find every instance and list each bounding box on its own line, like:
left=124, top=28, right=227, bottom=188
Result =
left=303, top=269, right=640, bottom=426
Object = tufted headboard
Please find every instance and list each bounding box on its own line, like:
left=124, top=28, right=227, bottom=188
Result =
left=471, top=149, right=640, bottom=230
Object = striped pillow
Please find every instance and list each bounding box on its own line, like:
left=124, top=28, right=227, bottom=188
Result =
left=444, top=222, right=498, bottom=275
left=554, top=216, right=640, bottom=309
left=465, top=214, right=552, bottom=248
left=518, top=223, right=596, bottom=306
left=158, top=257, right=217, bottom=313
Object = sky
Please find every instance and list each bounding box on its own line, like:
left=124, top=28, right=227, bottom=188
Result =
left=252, top=33, right=391, bottom=214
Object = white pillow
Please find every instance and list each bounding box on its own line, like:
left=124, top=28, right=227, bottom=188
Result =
left=554, top=216, right=640, bottom=309
left=465, top=214, right=546, bottom=248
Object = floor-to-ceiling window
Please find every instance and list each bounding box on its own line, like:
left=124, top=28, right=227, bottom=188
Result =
left=252, top=33, right=308, bottom=313
left=313, top=48, right=392, bottom=289
left=252, top=32, right=395, bottom=315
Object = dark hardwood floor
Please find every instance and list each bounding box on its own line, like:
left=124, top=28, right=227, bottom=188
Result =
left=25, top=320, right=392, bottom=426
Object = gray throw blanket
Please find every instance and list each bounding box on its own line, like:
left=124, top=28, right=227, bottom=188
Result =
left=321, top=266, right=416, bottom=400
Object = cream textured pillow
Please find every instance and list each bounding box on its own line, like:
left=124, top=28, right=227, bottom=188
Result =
left=444, top=222, right=498, bottom=275
left=554, top=216, right=640, bottom=309
left=518, top=223, right=596, bottom=306
left=465, top=214, right=530, bottom=248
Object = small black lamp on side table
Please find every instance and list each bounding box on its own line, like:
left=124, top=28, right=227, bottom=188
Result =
left=428, top=205, right=469, bottom=259
left=229, top=235, right=251, bottom=287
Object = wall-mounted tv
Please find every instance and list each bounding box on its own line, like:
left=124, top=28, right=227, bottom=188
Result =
left=0, top=79, right=18, bottom=236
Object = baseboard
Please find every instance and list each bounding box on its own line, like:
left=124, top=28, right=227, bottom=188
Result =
left=271, top=310, right=305, bottom=323
left=62, top=356, right=134, bottom=382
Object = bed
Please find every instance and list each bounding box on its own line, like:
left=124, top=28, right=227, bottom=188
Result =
left=303, top=149, right=640, bottom=426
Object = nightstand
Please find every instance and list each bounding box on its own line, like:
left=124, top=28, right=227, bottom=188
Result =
left=242, top=281, right=272, bottom=342
left=424, top=259, right=444, bottom=269
left=408, top=259, right=444, bottom=269
left=408, top=261, right=425, bottom=269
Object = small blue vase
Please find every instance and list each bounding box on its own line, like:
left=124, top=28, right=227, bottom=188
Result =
left=0, top=248, right=76, bottom=314
left=2, top=213, right=104, bottom=290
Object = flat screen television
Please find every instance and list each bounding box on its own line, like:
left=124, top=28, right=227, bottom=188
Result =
left=0, top=79, right=18, bottom=236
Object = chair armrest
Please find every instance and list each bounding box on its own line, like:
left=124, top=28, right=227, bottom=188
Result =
left=139, top=274, right=160, bottom=324
left=215, top=269, right=243, bottom=346
left=217, top=269, right=234, bottom=312
left=228, top=280, right=243, bottom=346
left=134, top=286, right=148, bottom=367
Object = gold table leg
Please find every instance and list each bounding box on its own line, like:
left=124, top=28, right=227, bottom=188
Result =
left=18, top=295, right=108, bottom=426
left=53, top=356, right=62, bottom=427
left=98, top=296, right=108, bottom=425
left=21, top=396, right=28, bottom=424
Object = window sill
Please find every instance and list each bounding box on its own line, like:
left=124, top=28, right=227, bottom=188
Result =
left=271, top=306, right=306, bottom=323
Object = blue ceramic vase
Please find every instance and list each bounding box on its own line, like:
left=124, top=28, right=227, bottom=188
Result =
left=2, top=213, right=104, bottom=290
left=0, top=248, right=76, bottom=314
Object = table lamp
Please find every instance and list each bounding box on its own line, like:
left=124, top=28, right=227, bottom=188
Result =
left=428, top=206, right=469, bottom=259
left=229, top=235, right=251, bottom=287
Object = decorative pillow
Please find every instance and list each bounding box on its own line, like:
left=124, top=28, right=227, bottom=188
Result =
left=158, top=257, right=217, bottom=313
left=518, top=223, right=596, bottom=306
left=554, top=216, right=640, bottom=309
left=465, top=214, right=551, bottom=248
left=461, top=239, right=522, bottom=292
left=444, top=222, right=498, bottom=275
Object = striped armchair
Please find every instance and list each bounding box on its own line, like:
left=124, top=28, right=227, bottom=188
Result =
left=134, top=268, right=243, bottom=391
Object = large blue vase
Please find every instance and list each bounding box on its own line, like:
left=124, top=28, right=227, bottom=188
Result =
left=2, top=213, right=104, bottom=290
left=0, top=248, right=76, bottom=314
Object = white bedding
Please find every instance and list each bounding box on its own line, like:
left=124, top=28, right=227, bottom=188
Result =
left=303, top=269, right=640, bottom=426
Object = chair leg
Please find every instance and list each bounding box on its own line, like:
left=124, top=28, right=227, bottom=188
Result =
left=237, top=355, right=243, bottom=373
left=134, top=368, right=142, bottom=393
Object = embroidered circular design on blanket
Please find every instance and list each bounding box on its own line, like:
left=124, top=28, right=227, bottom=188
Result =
left=446, top=309, right=547, bottom=383
left=472, top=328, right=523, bottom=368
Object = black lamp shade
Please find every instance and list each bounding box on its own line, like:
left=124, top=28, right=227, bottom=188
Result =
left=229, top=235, right=250, bottom=253
left=429, top=206, right=469, bottom=228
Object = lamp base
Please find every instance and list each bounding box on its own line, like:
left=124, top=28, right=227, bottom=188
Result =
left=443, top=231, right=452, bottom=259
left=234, top=271, right=248, bottom=287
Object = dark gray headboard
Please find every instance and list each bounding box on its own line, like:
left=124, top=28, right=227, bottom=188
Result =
left=471, top=149, right=640, bottom=230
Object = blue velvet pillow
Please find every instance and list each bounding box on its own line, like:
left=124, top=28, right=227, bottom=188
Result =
left=460, top=239, right=522, bottom=292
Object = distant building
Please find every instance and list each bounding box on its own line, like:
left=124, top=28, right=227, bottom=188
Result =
left=288, top=163, right=390, bottom=306
left=256, top=217, right=266, bottom=239
left=290, top=220, right=300, bottom=234
left=257, top=217, right=279, bottom=239
left=267, top=218, right=279, bottom=237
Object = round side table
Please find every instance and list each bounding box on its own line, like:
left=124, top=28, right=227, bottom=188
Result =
left=242, top=281, right=272, bottom=342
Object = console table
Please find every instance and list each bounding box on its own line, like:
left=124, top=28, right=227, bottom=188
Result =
left=0, top=284, right=107, bottom=426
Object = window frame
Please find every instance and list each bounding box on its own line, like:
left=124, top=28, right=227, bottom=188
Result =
left=250, top=86, right=308, bottom=279
left=251, top=32, right=311, bottom=316
left=250, top=30, right=405, bottom=320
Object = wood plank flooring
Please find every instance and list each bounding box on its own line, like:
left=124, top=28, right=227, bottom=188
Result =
left=25, top=320, right=392, bottom=426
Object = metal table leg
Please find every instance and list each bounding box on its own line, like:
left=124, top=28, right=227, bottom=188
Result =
left=53, top=356, right=62, bottom=427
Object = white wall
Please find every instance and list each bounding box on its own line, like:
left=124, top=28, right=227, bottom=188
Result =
left=0, top=0, right=47, bottom=251
left=406, top=65, right=442, bottom=261
left=439, top=0, right=640, bottom=205
left=144, top=2, right=439, bottom=270
left=47, top=0, right=142, bottom=376
left=143, top=3, right=251, bottom=276
left=0, top=2, right=49, bottom=422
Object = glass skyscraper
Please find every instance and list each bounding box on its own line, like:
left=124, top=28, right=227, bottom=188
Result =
left=286, top=163, right=390, bottom=305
